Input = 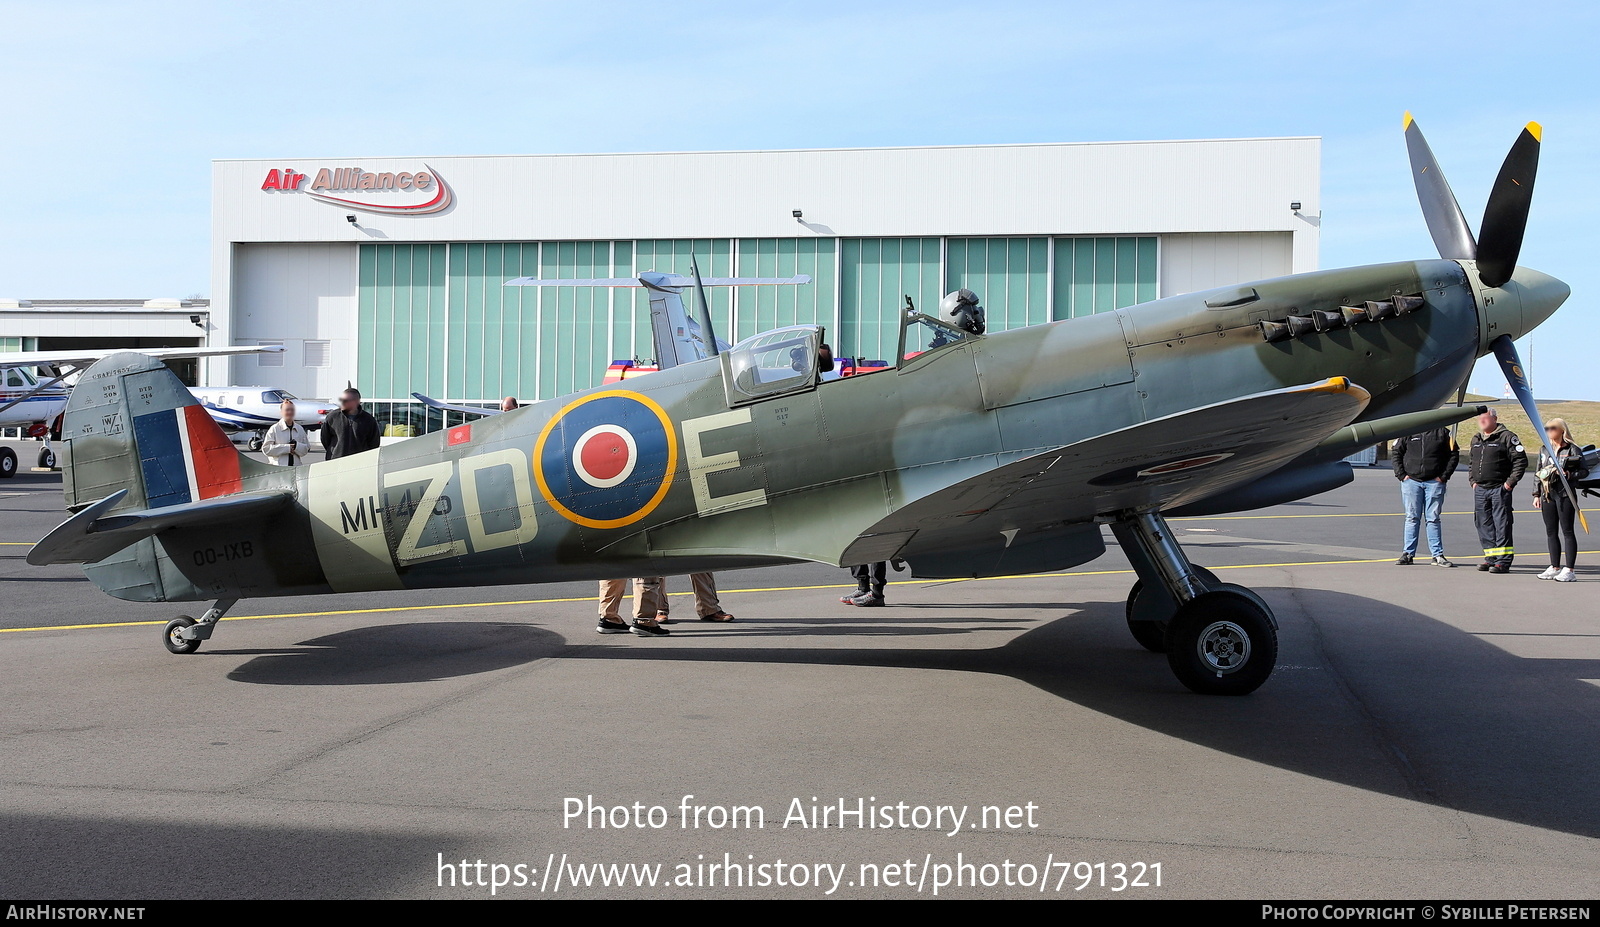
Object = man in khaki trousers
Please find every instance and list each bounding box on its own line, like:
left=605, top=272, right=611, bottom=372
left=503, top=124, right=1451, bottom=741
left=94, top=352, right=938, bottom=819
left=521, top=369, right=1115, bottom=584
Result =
left=656, top=573, right=735, bottom=624
left=597, top=577, right=668, bottom=637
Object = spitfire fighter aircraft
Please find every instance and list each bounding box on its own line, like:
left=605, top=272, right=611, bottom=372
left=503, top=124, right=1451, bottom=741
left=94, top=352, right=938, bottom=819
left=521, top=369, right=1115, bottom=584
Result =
left=30, top=117, right=1571, bottom=695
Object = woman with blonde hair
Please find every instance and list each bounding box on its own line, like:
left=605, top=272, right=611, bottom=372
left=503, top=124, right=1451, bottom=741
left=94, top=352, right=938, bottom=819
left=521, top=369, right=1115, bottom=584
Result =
left=1533, top=418, right=1590, bottom=582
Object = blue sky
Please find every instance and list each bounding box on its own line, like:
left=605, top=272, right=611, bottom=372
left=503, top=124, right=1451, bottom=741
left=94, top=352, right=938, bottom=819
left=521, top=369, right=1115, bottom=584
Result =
left=2, top=1, right=1595, bottom=397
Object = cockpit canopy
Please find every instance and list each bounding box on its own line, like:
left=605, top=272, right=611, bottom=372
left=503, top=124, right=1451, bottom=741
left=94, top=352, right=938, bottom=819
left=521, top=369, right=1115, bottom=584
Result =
left=725, top=325, right=826, bottom=405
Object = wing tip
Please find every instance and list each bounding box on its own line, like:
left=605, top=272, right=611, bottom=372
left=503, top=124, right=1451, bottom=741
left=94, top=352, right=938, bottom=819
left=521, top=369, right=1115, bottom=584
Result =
left=1305, top=376, right=1371, bottom=404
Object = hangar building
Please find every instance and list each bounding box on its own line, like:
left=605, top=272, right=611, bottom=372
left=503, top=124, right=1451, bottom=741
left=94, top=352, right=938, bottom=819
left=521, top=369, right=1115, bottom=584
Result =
left=207, top=138, right=1320, bottom=423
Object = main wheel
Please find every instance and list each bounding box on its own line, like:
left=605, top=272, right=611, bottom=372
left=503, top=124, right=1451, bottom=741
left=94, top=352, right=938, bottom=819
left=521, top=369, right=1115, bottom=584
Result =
left=1165, top=591, right=1277, bottom=695
left=164, top=616, right=202, bottom=654
left=1124, top=581, right=1169, bottom=653
left=37, top=447, right=56, bottom=469
left=0, top=447, right=15, bottom=478
left=247, top=432, right=265, bottom=452
left=1123, top=567, right=1223, bottom=654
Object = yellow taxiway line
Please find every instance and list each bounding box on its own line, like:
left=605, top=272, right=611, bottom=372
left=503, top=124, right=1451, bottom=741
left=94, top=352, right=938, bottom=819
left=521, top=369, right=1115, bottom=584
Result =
left=9, top=552, right=1589, bottom=637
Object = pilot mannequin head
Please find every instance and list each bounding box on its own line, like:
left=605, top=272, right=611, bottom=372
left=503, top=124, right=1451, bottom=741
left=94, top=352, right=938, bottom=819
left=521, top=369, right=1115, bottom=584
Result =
left=939, top=288, right=986, bottom=335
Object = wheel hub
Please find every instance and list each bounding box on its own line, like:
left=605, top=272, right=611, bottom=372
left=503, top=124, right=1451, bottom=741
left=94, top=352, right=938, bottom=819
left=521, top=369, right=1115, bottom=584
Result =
left=1196, top=620, right=1251, bottom=674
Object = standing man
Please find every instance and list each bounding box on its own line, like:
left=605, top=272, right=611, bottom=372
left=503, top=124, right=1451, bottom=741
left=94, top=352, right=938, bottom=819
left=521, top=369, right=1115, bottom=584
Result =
left=261, top=400, right=309, bottom=467
left=1468, top=408, right=1528, bottom=574
left=596, top=577, right=668, bottom=636
left=1393, top=426, right=1459, bottom=567
left=656, top=573, right=735, bottom=623
left=840, top=562, right=887, bottom=607
left=322, top=387, right=381, bottom=460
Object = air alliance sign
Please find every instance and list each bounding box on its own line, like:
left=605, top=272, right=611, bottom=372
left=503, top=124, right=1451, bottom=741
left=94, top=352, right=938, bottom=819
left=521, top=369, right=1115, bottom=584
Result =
left=259, top=163, right=454, bottom=215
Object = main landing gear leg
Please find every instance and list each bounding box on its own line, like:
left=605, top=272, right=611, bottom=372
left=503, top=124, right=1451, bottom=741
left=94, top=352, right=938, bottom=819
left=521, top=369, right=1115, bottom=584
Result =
left=163, top=597, right=238, bottom=655
left=1110, top=511, right=1278, bottom=695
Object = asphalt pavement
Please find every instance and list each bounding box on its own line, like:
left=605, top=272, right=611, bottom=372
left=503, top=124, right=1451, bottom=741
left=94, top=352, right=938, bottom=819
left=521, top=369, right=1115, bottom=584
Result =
left=2, top=442, right=1597, bottom=899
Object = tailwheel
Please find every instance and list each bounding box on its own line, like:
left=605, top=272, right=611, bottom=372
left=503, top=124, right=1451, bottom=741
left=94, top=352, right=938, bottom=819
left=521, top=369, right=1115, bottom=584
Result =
left=164, top=616, right=201, bottom=654
left=1123, top=581, right=1169, bottom=653
left=1165, top=591, right=1277, bottom=696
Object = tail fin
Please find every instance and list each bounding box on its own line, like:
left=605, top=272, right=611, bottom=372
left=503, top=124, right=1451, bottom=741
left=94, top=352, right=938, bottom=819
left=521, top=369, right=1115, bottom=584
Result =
left=61, top=352, right=276, bottom=511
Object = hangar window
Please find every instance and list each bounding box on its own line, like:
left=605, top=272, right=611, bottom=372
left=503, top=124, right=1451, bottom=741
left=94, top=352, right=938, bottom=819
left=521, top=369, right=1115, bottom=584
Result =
left=723, top=325, right=824, bottom=405
left=305, top=340, right=331, bottom=368
left=257, top=340, right=284, bottom=367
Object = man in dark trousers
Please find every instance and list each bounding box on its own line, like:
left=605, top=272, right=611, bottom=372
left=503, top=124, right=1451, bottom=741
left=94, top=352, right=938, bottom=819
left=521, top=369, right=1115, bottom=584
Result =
left=322, top=387, right=381, bottom=460
left=1393, top=426, right=1460, bottom=567
left=840, top=562, right=887, bottom=607
left=1468, top=408, right=1528, bottom=573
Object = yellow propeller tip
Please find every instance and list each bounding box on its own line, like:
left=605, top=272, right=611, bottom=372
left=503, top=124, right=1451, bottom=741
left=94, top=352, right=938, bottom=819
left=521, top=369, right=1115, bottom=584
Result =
left=1526, top=121, right=1543, bottom=142
left=1403, top=111, right=1414, bottom=129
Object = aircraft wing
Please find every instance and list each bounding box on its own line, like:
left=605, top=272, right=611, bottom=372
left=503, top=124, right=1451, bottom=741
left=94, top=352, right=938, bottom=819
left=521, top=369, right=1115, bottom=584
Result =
left=410, top=392, right=502, bottom=417
left=839, top=377, right=1371, bottom=569
left=0, top=344, right=282, bottom=371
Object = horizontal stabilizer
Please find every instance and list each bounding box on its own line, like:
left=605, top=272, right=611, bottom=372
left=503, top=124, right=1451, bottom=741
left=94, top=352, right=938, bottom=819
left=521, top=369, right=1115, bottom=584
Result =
left=28, top=488, right=294, bottom=566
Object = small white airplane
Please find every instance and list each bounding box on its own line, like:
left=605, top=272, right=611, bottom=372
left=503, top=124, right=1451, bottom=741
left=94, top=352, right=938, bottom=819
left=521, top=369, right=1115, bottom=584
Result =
left=0, top=344, right=282, bottom=476
left=189, top=387, right=335, bottom=450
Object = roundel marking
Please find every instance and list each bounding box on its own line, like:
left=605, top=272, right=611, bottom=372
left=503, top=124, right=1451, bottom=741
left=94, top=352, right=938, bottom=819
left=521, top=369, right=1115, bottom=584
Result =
left=1135, top=452, right=1234, bottom=478
left=573, top=424, right=637, bottom=488
left=533, top=390, right=678, bottom=529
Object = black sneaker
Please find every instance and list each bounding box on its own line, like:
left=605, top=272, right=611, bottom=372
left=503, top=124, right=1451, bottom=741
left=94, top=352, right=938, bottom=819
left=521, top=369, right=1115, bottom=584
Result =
left=846, top=593, right=885, bottom=607
left=840, top=591, right=868, bottom=605
left=1396, top=554, right=1414, bottom=565
left=1489, top=563, right=1511, bottom=574
left=597, top=618, right=631, bottom=634
left=631, top=620, right=671, bottom=636
left=1432, top=556, right=1455, bottom=568
left=1477, top=562, right=1493, bottom=572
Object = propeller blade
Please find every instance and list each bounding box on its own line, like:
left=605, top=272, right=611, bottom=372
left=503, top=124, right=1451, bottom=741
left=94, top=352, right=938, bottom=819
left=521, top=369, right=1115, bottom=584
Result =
left=1491, top=335, right=1587, bottom=532
left=1476, top=122, right=1542, bottom=289
left=1403, top=112, right=1477, bottom=261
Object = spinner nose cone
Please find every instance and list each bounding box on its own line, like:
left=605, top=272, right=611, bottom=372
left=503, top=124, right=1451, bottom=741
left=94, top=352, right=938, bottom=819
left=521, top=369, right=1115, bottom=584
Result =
left=1510, top=266, right=1570, bottom=336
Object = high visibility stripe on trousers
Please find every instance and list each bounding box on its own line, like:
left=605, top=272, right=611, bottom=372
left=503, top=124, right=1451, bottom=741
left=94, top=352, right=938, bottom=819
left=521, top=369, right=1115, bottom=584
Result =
left=1483, top=546, right=1515, bottom=557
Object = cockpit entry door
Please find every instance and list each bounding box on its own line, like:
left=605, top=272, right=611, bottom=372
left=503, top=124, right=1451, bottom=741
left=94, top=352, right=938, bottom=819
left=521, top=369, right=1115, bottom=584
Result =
left=721, top=325, right=826, bottom=407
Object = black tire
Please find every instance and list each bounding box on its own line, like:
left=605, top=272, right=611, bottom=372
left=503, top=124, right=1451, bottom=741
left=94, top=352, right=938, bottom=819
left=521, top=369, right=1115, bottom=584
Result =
left=1124, top=581, right=1169, bottom=653
left=1165, top=591, right=1277, bottom=695
left=247, top=433, right=265, bottom=453
left=164, top=616, right=201, bottom=655
left=37, top=447, right=56, bottom=469
left=0, top=447, right=15, bottom=478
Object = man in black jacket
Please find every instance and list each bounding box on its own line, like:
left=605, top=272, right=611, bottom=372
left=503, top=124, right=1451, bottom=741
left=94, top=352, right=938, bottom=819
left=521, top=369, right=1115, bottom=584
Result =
left=322, top=388, right=381, bottom=460
left=1393, top=427, right=1459, bottom=566
left=1468, top=408, right=1528, bottom=573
